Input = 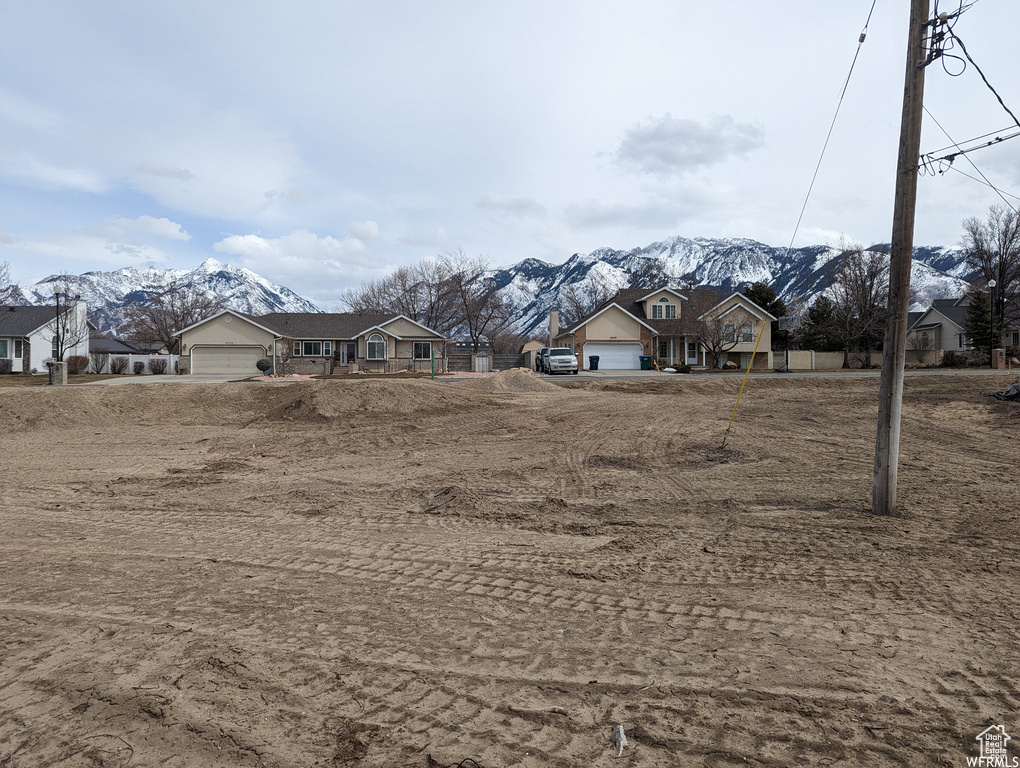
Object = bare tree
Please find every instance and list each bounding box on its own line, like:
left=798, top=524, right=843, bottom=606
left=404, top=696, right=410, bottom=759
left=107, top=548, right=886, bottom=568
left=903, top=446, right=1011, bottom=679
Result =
left=446, top=251, right=519, bottom=352
left=340, top=257, right=460, bottom=335
left=121, top=279, right=225, bottom=353
left=42, top=282, right=91, bottom=361
left=0, top=260, right=18, bottom=304
left=908, top=329, right=934, bottom=365
left=560, top=272, right=614, bottom=325
left=828, top=243, right=889, bottom=367
left=962, top=204, right=1020, bottom=329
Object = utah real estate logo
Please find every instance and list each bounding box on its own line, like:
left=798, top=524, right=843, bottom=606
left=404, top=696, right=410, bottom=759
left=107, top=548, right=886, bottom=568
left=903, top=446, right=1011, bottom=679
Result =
left=969, top=725, right=1018, bottom=767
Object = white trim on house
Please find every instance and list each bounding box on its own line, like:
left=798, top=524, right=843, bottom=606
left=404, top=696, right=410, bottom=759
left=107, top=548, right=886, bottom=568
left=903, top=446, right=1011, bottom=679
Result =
left=563, top=303, right=658, bottom=334
left=698, top=292, right=778, bottom=322
left=174, top=309, right=283, bottom=338
left=636, top=288, right=688, bottom=303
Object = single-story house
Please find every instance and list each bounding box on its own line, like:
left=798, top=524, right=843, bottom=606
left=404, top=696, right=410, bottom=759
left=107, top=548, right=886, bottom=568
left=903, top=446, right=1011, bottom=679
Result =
left=89, top=332, right=140, bottom=355
left=175, top=310, right=449, bottom=375
left=551, top=287, right=775, bottom=370
left=0, top=301, right=91, bottom=373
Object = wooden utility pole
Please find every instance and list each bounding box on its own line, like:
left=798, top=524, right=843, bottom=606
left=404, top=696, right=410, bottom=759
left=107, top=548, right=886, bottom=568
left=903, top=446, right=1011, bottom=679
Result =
left=873, top=0, right=931, bottom=516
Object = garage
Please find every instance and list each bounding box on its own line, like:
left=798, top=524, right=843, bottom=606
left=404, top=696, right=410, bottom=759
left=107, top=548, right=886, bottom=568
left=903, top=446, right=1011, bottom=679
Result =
left=582, top=342, right=643, bottom=370
left=191, top=346, right=266, bottom=375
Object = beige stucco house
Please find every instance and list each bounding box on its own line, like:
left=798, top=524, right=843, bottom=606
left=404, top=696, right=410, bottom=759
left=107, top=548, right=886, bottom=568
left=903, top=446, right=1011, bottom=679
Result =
left=551, top=288, right=775, bottom=370
left=176, top=309, right=448, bottom=375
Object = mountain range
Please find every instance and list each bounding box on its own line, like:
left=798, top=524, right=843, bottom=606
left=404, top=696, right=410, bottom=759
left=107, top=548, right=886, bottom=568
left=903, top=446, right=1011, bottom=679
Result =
left=12, top=237, right=974, bottom=336
left=12, top=258, right=319, bottom=333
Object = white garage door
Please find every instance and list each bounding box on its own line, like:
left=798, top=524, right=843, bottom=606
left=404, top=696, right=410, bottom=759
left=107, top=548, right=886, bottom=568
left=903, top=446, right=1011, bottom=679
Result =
left=191, top=346, right=265, bottom=375
left=582, top=343, right=643, bottom=370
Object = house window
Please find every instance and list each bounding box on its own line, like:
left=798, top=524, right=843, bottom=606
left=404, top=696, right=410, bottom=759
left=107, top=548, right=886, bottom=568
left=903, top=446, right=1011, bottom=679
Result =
left=651, top=298, right=675, bottom=319
left=741, top=323, right=753, bottom=343
left=52, top=335, right=59, bottom=356
left=413, top=341, right=432, bottom=360
left=1013, top=332, right=1019, bottom=346
left=293, top=341, right=301, bottom=356
left=367, top=333, right=386, bottom=360
left=14, top=339, right=22, bottom=358
left=724, top=324, right=736, bottom=342
left=658, top=341, right=668, bottom=358
left=302, top=341, right=323, bottom=356
left=0, top=340, right=7, bottom=358
left=959, top=334, right=966, bottom=349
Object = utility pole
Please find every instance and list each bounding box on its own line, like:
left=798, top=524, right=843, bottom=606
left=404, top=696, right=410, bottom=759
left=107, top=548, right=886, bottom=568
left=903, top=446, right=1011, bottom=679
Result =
left=873, top=0, right=931, bottom=516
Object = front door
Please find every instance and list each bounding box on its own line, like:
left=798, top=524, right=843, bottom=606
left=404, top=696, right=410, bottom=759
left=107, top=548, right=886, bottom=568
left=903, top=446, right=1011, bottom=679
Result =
left=686, top=341, right=699, bottom=365
left=346, top=343, right=356, bottom=365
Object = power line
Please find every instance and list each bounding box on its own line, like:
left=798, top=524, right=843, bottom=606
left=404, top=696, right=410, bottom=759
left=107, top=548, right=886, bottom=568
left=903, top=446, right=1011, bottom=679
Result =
left=785, top=0, right=878, bottom=253
left=944, top=27, right=1020, bottom=130
left=921, top=106, right=1019, bottom=214
left=722, top=1, right=878, bottom=450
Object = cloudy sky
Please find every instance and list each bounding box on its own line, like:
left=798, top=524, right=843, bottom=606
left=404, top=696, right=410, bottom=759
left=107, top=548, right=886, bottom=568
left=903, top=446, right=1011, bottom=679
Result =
left=2, top=1, right=1019, bottom=307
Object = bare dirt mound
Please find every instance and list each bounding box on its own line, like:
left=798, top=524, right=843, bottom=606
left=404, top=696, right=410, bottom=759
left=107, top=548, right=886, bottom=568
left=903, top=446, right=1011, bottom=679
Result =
left=456, top=368, right=561, bottom=393
left=0, top=379, right=491, bottom=432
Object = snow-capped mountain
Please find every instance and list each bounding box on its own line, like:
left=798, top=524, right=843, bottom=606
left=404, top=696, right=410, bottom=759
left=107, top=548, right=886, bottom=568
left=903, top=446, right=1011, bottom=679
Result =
left=12, top=238, right=975, bottom=338
left=16, top=258, right=320, bottom=333
left=493, top=236, right=974, bottom=335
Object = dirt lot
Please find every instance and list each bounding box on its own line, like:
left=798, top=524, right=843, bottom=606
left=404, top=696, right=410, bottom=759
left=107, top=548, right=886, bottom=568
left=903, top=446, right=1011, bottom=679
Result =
left=1, top=372, right=1017, bottom=767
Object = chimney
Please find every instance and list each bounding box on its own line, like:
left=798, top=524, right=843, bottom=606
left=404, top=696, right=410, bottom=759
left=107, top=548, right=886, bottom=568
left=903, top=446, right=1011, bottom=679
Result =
left=549, top=309, right=559, bottom=344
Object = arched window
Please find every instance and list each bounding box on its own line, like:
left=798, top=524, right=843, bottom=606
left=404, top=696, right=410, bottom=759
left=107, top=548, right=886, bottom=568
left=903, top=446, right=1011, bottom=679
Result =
left=367, top=333, right=386, bottom=360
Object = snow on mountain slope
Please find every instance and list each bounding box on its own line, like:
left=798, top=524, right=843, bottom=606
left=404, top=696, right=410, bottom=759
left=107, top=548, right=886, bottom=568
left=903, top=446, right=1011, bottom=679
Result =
left=18, top=258, right=320, bottom=333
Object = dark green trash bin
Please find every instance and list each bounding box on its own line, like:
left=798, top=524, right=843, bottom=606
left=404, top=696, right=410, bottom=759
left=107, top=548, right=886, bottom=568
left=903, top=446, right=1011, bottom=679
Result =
left=639, top=355, right=652, bottom=370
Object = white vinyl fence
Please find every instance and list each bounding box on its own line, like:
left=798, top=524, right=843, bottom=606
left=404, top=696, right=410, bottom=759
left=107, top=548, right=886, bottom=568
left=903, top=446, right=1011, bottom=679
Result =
left=90, top=353, right=180, bottom=375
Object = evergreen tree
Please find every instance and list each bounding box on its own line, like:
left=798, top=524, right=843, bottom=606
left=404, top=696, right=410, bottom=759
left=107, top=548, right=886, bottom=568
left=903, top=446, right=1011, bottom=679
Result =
left=963, top=286, right=998, bottom=358
left=802, top=296, right=841, bottom=351
left=743, top=282, right=788, bottom=350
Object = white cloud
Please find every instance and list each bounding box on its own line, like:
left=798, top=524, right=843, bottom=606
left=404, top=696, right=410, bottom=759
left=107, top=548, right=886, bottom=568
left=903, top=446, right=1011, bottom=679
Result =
left=399, top=227, right=448, bottom=248
left=0, top=156, right=107, bottom=193
left=5, top=231, right=174, bottom=270
left=614, top=114, right=765, bottom=176
left=127, top=110, right=303, bottom=219
left=111, top=215, right=191, bottom=241
left=347, top=220, right=381, bottom=240
left=564, top=200, right=681, bottom=230
left=212, top=229, right=396, bottom=304
left=477, top=193, right=548, bottom=219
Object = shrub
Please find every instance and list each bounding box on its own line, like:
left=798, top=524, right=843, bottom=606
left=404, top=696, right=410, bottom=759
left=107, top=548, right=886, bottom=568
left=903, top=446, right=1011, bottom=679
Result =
left=89, top=351, right=109, bottom=374
left=66, top=355, right=89, bottom=374
left=133, top=360, right=146, bottom=375
left=256, top=357, right=273, bottom=373
left=0, top=359, right=12, bottom=375
left=673, top=364, right=692, bottom=374
left=940, top=350, right=962, bottom=368
left=110, top=356, right=129, bottom=374
left=148, top=357, right=168, bottom=375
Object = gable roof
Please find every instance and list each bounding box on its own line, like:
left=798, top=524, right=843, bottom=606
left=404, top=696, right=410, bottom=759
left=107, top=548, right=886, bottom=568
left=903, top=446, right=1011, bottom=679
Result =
left=696, top=291, right=778, bottom=323
left=364, top=314, right=446, bottom=338
left=89, top=333, right=138, bottom=354
left=258, top=312, right=395, bottom=339
left=563, top=287, right=726, bottom=336
left=175, top=308, right=284, bottom=337
left=0, top=305, right=59, bottom=337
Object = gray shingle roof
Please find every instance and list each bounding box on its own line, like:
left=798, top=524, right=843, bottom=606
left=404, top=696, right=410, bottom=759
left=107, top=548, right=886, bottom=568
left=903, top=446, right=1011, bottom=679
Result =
left=258, top=312, right=396, bottom=339
left=0, top=305, right=56, bottom=337
left=565, top=287, right=724, bottom=335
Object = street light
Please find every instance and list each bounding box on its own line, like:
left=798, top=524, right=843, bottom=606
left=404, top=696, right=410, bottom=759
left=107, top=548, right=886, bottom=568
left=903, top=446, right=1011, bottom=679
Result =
left=988, top=279, right=997, bottom=367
